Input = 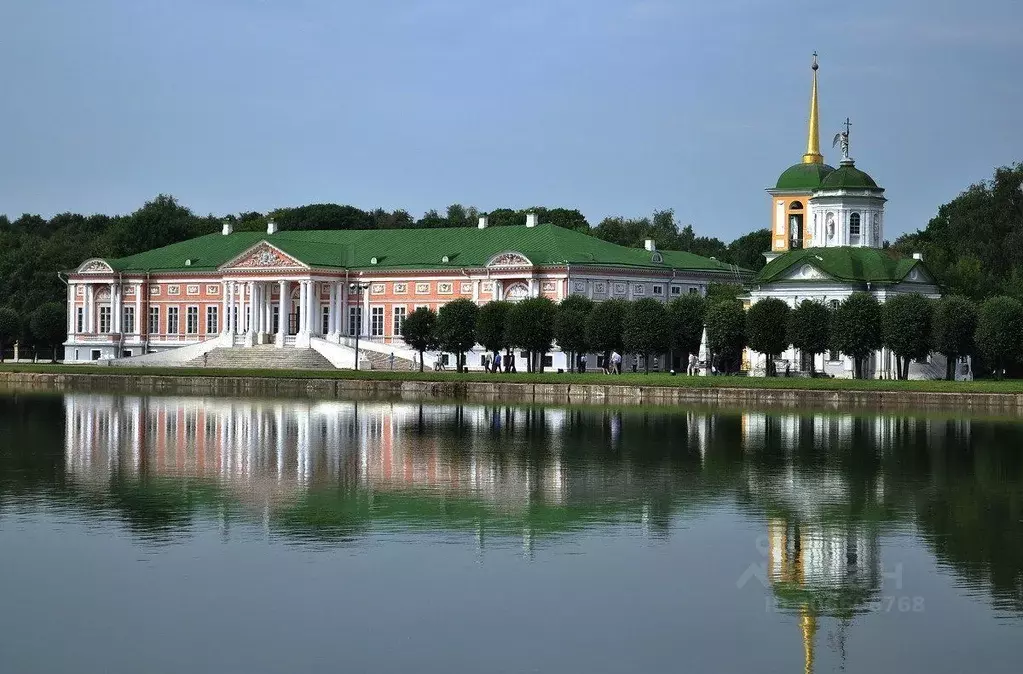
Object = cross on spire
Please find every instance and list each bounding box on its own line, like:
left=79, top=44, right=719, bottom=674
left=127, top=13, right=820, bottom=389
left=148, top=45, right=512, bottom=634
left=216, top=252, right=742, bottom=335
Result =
left=844, top=117, right=852, bottom=136
left=811, top=51, right=818, bottom=70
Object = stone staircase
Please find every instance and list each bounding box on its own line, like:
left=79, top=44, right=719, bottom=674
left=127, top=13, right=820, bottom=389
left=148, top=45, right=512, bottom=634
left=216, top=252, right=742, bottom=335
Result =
left=358, top=348, right=427, bottom=371
left=185, top=346, right=337, bottom=370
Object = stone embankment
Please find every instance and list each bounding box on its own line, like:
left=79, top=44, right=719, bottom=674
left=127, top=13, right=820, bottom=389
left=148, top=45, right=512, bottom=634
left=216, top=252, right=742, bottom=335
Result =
left=2, top=371, right=1023, bottom=413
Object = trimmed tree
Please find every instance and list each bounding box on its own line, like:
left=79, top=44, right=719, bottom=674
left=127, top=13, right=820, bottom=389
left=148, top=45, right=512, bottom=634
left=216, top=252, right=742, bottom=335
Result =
left=506, top=297, right=557, bottom=373
left=745, top=298, right=790, bottom=376
left=975, top=295, right=1023, bottom=379
left=705, top=300, right=745, bottom=374
left=830, top=292, right=882, bottom=379
left=401, top=307, right=439, bottom=372
left=667, top=294, right=706, bottom=370
left=932, top=295, right=978, bottom=380
left=623, top=298, right=670, bottom=373
left=585, top=298, right=629, bottom=369
left=30, top=302, right=67, bottom=362
left=554, top=295, right=593, bottom=372
left=0, top=307, right=18, bottom=363
left=476, top=301, right=512, bottom=369
left=787, top=300, right=831, bottom=373
left=436, top=298, right=479, bottom=372
left=881, top=293, right=934, bottom=380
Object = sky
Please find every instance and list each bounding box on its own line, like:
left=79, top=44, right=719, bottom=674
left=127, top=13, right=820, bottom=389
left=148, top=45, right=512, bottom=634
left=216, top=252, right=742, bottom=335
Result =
left=1, top=0, right=1021, bottom=242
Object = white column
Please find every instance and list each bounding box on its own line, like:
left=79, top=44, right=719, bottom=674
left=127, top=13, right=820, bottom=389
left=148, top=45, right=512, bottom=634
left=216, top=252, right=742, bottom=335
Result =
left=109, top=283, right=118, bottom=333
left=328, top=283, right=337, bottom=336
left=472, top=280, right=480, bottom=304
left=257, top=283, right=266, bottom=334
left=134, top=283, right=142, bottom=335
left=495, top=282, right=503, bottom=301
left=277, top=281, right=288, bottom=344
left=221, top=281, right=229, bottom=333
left=298, top=281, right=308, bottom=334
left=528, top=278, right=537, bottom=298
left=340, top=283, right=349, bottom=336
left=87, top=284, right=96, bottom=332
left=264, top=285, right=272, bottom=335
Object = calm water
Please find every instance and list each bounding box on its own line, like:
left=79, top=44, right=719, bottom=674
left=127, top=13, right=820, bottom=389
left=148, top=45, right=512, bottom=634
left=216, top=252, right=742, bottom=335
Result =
left=1, top=393, right=1021, bottom=673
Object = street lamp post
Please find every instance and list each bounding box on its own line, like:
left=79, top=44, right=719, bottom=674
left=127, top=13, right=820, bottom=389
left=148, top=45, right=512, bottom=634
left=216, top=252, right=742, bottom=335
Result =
left=349, top=282, right=369, bottom=370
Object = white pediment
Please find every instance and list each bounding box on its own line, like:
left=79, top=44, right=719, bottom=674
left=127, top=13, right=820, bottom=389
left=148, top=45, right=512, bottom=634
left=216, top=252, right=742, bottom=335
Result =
left=77, top=259, right=113, bottom=274
left=783, top=262, right=832, bottom=282
left=220, top=242, right=307, bottom=271
left=487, top=251, right=533, bottom=268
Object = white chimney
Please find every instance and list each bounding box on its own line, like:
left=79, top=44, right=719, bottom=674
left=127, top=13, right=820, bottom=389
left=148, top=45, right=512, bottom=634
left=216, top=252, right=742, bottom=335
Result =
left=525, top=212, right=538, bottom=228
left=267, top=219, right=278, bottom=235
left=644, top=238, right=656, bottom=252
left=221, top=221, right=233, bottom=236
left=478, top=216, right=488, bottom=229
left=912, top=252, right=923, bottom=261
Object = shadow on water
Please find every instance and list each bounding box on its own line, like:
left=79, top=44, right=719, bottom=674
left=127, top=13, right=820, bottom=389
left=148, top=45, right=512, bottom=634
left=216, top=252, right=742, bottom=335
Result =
left=1, top=391, right=1022, bottom=618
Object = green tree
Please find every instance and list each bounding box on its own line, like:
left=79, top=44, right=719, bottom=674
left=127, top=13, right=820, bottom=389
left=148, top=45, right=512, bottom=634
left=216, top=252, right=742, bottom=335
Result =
left=401, top=307, right=439, bottom=372
left=666, top=294, right=706, bottom=368
left=270, top=203, right=374, bottom=231
left=881, top=293, right=934, bottom=380
left=554, top=295, right=593, bottom=372
left=623, top=298, right=670, bottom=372
left=506, top=297, right=557, bottom=373
left=830, top=292, right=883, bottom=379
left=585, top=298, right=629, bottom=367
left=975, top=295, right=1023, bottom=379
left=705, top=283, right=743, bottom=304
left=436, top=298, right=479, bottom=372
left=0, top=307, right=18, bottom=362
left=746, top=298, right=790, bottom=376
left=932, top=295, right=978, bottom=380
left=705, top=300, right=745, bottom=374
left=475, top=301, right=512, bottom=367
left=787, top=300, right=831, bottom=373
left=726, top=229, right=771, bottom=271
left=30, top=302, right=66, bottom=362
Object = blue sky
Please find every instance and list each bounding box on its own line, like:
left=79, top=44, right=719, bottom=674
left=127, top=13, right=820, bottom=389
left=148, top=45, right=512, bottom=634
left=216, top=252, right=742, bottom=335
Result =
left=1, top=0, right=1020, bottom=242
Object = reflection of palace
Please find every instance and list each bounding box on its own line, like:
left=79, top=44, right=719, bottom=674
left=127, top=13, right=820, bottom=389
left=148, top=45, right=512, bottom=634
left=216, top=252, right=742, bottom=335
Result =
left=63, top=396, right=569, bottom=509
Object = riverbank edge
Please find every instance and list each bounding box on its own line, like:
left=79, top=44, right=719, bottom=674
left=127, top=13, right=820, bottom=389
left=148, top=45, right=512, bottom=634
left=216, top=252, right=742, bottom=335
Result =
left=2, top=370, right=1022, bottom=412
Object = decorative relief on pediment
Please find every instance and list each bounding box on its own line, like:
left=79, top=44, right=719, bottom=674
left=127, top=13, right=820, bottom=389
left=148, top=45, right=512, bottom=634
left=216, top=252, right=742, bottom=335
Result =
left=96, top=288, right=111, bottom=301
left=460, top=282, right=473, bottom=294
left=80, top=260, right=113, bottom=273
left=228, top=243, right=304, bottom=270
left=792, top=264, right=828, bottom=281
left=371, top=283, right=385, bottom=295
left=488, top=252, right=532, bottom=267
left=594, top=282, right=607, bottom=294
left=394, top=282, right=408, bottom=294
left=482, top=281, right=494, bottom=292
left=186, top=285, right=200, bottom=295
left=541, top=281, right=556, bottom=292
left=574, top=281, right=586, bottom=292
left=613, top=282, right=627, bottom=295
left=632, top=283, right=645, bottom=295
left=415, top=282, right=430, bottom=295
left=438, top=282, right=454, bottom=295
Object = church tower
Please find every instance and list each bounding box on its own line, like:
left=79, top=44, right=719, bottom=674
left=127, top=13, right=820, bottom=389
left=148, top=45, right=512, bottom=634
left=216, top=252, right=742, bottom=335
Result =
left=767, top=54, right=835, bottom=256
left=806, top=120, right=887, bottom=248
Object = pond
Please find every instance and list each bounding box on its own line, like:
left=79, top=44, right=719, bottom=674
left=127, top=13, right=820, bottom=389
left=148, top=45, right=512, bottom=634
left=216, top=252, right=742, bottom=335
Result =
left=1, top=393, right=1020, bottom=673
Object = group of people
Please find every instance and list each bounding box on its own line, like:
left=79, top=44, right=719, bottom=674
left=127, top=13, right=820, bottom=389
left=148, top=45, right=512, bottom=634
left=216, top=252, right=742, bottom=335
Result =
left=481, top=352, right=517, bottom=373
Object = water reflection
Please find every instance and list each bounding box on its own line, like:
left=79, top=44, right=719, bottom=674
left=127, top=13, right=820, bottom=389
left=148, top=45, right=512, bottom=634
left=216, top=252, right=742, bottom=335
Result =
left=3, top=393, right=1023, bottom=631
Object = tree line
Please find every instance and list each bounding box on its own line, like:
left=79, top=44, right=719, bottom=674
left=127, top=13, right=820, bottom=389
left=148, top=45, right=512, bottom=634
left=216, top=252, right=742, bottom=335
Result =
left=394, top=290, right=1023, bottom=381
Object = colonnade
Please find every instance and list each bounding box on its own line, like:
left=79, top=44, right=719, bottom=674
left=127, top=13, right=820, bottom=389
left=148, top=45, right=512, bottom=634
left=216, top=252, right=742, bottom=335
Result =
left=68, top=281, right=144, bottom=336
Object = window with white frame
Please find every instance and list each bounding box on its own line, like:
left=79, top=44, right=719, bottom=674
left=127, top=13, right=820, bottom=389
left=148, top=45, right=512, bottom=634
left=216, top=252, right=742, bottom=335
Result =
left=122, top=306, right=135, bottom=334
left=371, top=307, right=384, bottom=336
left=322, top=306, right=330, bottom=335
left=76, top=307, right=84, bottom=333
left=167, top=307, right=180, bottom=334
left=671, top=285, right=682, bottom=296
left=186, top=307, right=199, bottom=334
left=206, top=306, right=219, bottom=334
left=348, top=306, right=362, bottom=336
left=688, top=287, right=699, bottom=295
left=653, top=285, right=664, bottom=296
left=393, top=306, right=407, bottom=336
left=149, top=307, right=160, bottom=335
left=99, top=306, right=112, bottom=333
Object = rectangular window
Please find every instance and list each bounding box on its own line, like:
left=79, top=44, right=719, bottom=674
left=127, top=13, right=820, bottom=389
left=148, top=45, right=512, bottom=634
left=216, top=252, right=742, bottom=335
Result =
left=186, top=307, right=199, bottom=335
left=671, top=286, right=681, bottom=296
left=689, top=287, right=698, bottom=295
left=322, top=306, right=330, bottom=336
left=272, top=306, right=280, bottom=335
left=393, top=306, right=407, bottom=336
left=123, top=306, right=135, bottom=334
left=371, top=307, right=384, bottom=336
left=149, top=307, right=160, bottom=335
left=653, top=285, right=664, bottom=296
left=348, top=306, right=362, bottom=336
left=206, top=306, right=219, bottom=334
left=167, top=307, right=179, bottom=334
left=99, top=306, right=112, bottom=333
left=76, top=307, right=85, bottom=333
left=829, top=350, right=841, bottom=362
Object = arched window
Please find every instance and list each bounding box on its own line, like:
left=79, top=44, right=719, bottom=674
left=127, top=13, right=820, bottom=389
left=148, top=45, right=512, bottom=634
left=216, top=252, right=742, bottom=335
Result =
left=850, top=212, right=861, bottom=235
left=790, top=200, right=803, bottom=210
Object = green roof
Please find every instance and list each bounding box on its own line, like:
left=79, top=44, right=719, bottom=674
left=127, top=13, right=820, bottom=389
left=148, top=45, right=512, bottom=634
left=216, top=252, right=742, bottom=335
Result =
left=100, top=224, right=750, bottom=275
left=754, top=247, right=924, bottom=285
left=819, top=160, right=881, bottom=190
left=774, top=162, right=836, bottom=191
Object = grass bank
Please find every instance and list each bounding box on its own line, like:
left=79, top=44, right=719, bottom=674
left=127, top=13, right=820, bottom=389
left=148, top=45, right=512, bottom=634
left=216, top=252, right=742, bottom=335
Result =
left=1, top=363, right=1021, bottom=394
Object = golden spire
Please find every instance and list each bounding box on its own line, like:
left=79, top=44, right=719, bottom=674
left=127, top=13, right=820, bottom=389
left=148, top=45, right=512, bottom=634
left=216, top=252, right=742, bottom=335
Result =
left=802, top=52, right=824, bottom=164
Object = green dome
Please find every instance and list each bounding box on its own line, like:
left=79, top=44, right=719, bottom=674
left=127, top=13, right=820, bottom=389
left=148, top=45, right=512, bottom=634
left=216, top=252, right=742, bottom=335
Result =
left=819, top=160, right=880, bottom=190
left=775, top=162, right=836, bottom=190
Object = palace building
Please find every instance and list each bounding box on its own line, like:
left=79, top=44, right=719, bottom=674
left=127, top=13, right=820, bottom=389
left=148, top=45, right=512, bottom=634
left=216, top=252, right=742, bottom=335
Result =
left=745, top=54, right=953, bottom=379
left=63, top=213, right=747, bottom=368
